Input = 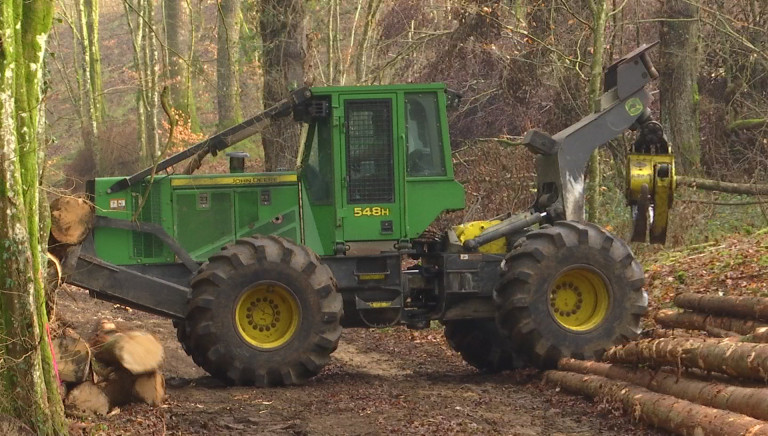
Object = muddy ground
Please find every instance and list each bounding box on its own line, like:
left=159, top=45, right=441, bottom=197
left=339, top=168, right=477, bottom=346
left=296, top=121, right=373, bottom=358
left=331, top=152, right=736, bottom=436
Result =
left=57, top=286, right=665, bottom=435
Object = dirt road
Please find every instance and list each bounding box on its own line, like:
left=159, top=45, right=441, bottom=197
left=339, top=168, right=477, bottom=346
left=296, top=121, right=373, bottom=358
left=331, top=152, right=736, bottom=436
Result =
left=58, top=287, right=665, bottom=435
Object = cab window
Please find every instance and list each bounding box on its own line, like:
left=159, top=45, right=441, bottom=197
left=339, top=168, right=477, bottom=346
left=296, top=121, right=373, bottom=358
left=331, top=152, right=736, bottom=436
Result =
left=405, top=93, right=446, bottom=177
left=303, top=121, right=333, bottom=204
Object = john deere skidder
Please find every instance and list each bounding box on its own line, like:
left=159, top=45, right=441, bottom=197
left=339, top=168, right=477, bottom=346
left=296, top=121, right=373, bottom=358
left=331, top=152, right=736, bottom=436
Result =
left=54, top=44, right=675, bottom=385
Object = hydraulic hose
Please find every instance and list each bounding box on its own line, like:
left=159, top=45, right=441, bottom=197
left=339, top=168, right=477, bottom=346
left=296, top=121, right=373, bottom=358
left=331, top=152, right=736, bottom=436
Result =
left=462, top=212, right=547, bottom=251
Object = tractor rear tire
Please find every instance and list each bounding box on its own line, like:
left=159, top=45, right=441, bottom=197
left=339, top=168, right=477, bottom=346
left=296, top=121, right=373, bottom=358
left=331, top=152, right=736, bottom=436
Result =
left=443, top=319, right=527, bottom=372
left=180, top=235, right=342, bottom=386
left=494, top=221, right=647, bottom=368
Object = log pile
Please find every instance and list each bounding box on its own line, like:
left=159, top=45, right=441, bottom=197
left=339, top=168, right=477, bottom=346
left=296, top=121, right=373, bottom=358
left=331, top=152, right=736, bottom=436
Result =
left=53, top=320, right=165, bottom=416
left=544, top=292, right=768, bottom=436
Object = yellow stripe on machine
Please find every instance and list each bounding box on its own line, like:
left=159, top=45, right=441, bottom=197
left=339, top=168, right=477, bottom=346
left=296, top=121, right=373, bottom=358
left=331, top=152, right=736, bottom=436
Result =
left=171, top=174, right=298, bottom=187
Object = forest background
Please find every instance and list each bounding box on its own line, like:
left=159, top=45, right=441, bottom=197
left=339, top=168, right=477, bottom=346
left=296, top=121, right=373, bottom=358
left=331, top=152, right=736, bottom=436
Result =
left=47, top=0, right=768, bottom=246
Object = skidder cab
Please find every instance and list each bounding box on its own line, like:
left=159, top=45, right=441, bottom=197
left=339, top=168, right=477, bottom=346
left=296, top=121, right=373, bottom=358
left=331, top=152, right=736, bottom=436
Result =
left=52, top=43, right=673, bottom=386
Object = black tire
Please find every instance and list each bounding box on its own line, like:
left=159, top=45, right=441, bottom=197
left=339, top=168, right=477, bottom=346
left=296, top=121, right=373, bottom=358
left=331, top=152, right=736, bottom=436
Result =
left=180, top=235, right=343, bottom=386
left=172, top=319, right=191, bottom=356
left=494, top=221, right=647, bottom=367
left=443, top=319, right=527, bottom=372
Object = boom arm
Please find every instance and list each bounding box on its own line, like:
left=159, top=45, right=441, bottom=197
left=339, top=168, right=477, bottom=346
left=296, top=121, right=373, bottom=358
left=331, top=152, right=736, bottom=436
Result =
left=107, top=87, right=313, bottom=194
left=523, top=42, right=665, bottom=222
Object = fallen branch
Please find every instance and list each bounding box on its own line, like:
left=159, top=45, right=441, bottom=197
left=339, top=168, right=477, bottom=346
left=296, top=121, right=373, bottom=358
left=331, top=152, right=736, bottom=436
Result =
left=677, top=177, right=768, bottom=196
left=544, top=371, right=768, bottom=436
left=727, top=118, right=767, bottom=132
left=674, top=293, right=768, bottom=322
left=655, top=309, right=767, bottom=335
left=605, top=337, right=768, bottom=381
left=558, top=358, right=768, bottom=421
left=678, top=198, right=768, bottom=206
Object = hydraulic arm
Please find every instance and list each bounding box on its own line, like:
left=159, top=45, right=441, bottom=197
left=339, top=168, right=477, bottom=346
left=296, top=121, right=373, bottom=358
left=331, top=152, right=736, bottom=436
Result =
left=106, top=87, right=313, bottom=194
left=519, top=42, right=674, bottom=243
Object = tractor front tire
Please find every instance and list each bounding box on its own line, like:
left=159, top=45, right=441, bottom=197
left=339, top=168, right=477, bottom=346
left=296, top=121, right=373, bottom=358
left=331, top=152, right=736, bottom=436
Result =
left=444, top=319, right=527, bottom=372
left=494, top=221, right=647, bottom=367
left=180, top=235, right=342, bottom=386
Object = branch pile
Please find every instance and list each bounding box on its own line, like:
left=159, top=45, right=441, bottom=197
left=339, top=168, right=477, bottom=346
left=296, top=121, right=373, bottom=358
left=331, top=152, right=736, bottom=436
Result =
left=53, top=320, right=165, bottom=416
left=543, top=292, right=768, bottom=435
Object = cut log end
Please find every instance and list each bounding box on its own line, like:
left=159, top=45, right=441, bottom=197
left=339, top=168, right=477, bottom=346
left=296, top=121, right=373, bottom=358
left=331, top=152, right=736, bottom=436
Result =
left=52, top=327, right=92, bottom=384
left=65, top=381, right=110, bottom=416
left=100, top=369, right=137, bottom=408
left=49, top=196, right=94, bottom=246
left=116, top=331, right=165, bottom=374
left=133, top=371, right=165, bottom=406
left=92, top=329, right=164, bottom=374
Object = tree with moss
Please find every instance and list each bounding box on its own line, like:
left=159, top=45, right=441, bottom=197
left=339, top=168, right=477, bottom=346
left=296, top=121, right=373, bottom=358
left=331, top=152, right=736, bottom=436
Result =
left=0, top=0, right=68, bottom=433
left=585, top=0, right=609, bottom=222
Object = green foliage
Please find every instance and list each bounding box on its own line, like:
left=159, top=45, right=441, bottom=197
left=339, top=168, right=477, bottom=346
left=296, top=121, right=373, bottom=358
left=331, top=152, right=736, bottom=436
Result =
left=675, top=270, right=687, bottom=284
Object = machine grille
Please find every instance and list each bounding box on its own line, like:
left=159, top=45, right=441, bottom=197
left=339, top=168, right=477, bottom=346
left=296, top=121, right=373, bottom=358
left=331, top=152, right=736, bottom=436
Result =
left=132, top=186, right=164, bottom=259
left=345, top=100, right=394, bottom=204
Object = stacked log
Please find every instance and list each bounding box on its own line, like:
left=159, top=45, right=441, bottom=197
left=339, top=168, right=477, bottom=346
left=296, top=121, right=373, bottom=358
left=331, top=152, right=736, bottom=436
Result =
left=49, top=195, right=93, bottom=247
left=544, top=292, right=768, bottom=436
left=47, top=195, right=94, bottom=320
left=53, top=320, right=165, bottom=416
left=654, top=309, right=767, bottom=335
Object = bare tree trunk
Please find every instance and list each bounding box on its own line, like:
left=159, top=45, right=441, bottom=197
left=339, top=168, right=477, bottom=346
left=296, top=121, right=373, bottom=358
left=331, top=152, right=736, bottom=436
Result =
left=0, top=0, right=68, bottom=433
left=164, top=0, right=198, bottom=131
left=74, top=0, right=99, bottom=175
left=124, top=0, right=147, bottom=160
left=660, top=0, right=701, bottom=173
left=217, top=0, right=243, bottom=131
left=260, top=0, right=306, bottom=171
left=125, top=0, right=160, bottom=162
left=354, top=0, right=382, bottom=83
left=586, top=0, right=608, bottom=222
left=84, top=0, right=104, bottom=121
left=143, top=0, right=160, bottom=158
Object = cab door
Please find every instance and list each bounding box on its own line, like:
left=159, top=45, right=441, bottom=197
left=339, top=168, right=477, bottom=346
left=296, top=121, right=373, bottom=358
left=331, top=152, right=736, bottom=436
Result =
left=338, top=95, right=402, bottom=242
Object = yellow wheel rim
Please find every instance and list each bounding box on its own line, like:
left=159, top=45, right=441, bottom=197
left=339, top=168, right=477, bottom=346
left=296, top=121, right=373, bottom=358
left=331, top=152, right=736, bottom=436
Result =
left=235, top=282, right=300, bottom=349
left=548, top=267, right=610, bottom=332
